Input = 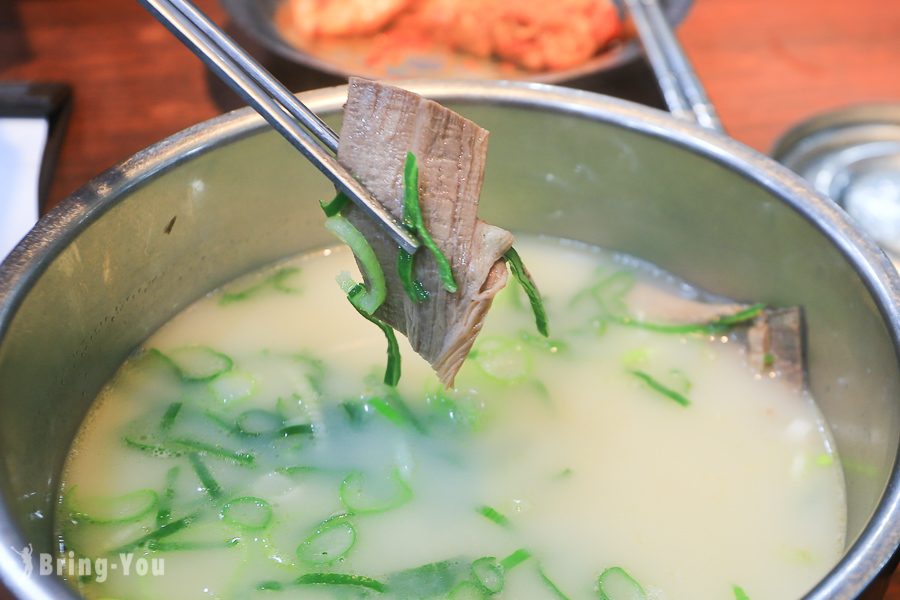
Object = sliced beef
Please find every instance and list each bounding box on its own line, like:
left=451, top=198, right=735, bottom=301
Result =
left=744, top=306, right=806, bottom=393
left=338, top=78, right=514, bottom=386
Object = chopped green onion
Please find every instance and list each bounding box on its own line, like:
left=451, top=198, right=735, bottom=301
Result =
left=386, top=558, right=470, bottom=597
left=258, top=581, right=283, bottom=591
left=366, top=386, right=426, bottom=433
left=156, top=466, right=180, bottom=527
left=236, top=409, right=284, bottom=437
left=472, top=338, right=531, bottom=383
left=188, top=453, right=222, bottom=500
left=325, top=215, right=386, bottom=315
left=733, top=585, right=751, bottom=600
left=347, top=285, right=401, bottom=386
left=471, top=557, right=504, bottom=594
left=476, top=505, right=511, bottom=529
left=320, top=191, right=351, bottom=217
left=340, top=469, right=412, bottom=514
left=295, top=573, right=386, bottom=593
left=278, top=423, right=314, bottom=437
left=628, top=369, right=691, bottom=407
left=615, top=303, right=766, bottom=335
left=123, top=436, right=180, bottom=458
left=219, top=266, right=301, bottom=305
left=449, top=581, right=489, bottom=599
left=159, top=402, right=182, bottom=431
left=67, top=488, right=158, bottom=525
left=597, top=567, right=647, bottom=600
left=208, top=371, right=256, bottom=405
left=147, top=538, right=239, bottom=552
left=170, top=438, right=255, bottom=465
left=538, top=565, right=572, bottom=600
left=504, top=247, right=548, bottom=337
left=519, top=330, right=566, bottom=354
left=221, top=496, right=273, bottom=531
left=297, top=515, right=357, bottom=565
left=500, top=548, right=531, bottom=571
left=112, top=512, right=199, bottom=553
left=166, top=346, right=233, bottom=381
left=402, top=152, right=457, bottom=293
left=397, top=249, right=429, bottom=303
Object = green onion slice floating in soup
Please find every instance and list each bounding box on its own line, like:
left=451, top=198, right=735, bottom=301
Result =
left=346, top=283, right=402, bottom=387
left=297, top=514, right=357, bottom=565
left=500, top=548, right=532, bottom=571
left=325, top=215, right=386, bottom=315
left=208, top=370, right=256, bottom=405
left=294, top=572, right=386, bottom=593
left=448, top=580, right=489, bottom=599
left=627, top=369, right=691, bottom=408
left=386, top=558, right=471, bottom=597
left=221, top=496, right=273, bottom=531
left=340, top=469, right=412, bottom=514
left=476, top=505, right=512, bottom=529
left=66, top=487, right=158, bottom=525
left=471, top=557, right=504, bottom=594
left=158, top=401, right=183, bottom=432
left=472, top=338, right=532, bottom=383
left=166, top=346, right=233, bottom=381
left=597, top=567, right=648, bottom=600
left=235, top=409, right=284, bottom=437
left=219, top=266, right=301, bottom=305
left=156, top=466, right=180, bottom=527
left=614, top=303, right=766, bottom=335
left=504, top=247, right=549, bottom=337
left=538, top=564, right=572, bottom=600
left=733, top=585, right=751, bottom=600
left=188, top=453, right=222, bottom=500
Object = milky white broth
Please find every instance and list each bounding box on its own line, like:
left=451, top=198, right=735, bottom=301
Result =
left=57, top=236, right=846, bottom=600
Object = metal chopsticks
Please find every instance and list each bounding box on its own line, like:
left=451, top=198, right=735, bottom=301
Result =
left=138, top=0, right=420, bottom=254
left=622, top=0, right=723, bottom=133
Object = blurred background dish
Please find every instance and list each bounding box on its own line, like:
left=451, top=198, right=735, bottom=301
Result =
left=772, top=104, right=900, bottom=268
left=220, top=0, right=693, bottom=82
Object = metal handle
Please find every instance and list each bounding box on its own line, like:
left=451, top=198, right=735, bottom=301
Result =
left=623, top=0, right=723, bottom=133
left=137, top=0, right=420, bottom=254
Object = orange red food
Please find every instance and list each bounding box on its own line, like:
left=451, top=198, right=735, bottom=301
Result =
left=279, top=0, right=624, bottom=72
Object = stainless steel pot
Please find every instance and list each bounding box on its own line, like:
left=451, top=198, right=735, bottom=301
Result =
left=1, top=81, right=899, bottom=599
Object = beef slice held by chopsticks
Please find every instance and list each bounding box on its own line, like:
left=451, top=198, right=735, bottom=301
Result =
left=338, top=78, right=514, bottom=386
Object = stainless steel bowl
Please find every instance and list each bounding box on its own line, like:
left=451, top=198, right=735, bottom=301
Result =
left=219, top=0, right=693, bottom=83
left=1, top=81, right=899, bottom=599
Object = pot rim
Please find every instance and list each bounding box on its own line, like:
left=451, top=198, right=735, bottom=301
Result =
left=1, top=80, right=899, bottom=600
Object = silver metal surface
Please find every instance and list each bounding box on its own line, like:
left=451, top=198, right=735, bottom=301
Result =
left=219, top=0, right=694, bottom=84
left=1, top=82, right=899, bottom=600
left=139, top=0, right=420, bottom=254
left=774, top=104, right=900, bottom=262
left=624, top=0, right=722, bottom=132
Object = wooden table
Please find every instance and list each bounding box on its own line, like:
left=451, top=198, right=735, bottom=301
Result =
left=1, top=0, right=900, bottom=597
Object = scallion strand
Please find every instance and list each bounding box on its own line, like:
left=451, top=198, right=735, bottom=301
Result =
left=628, top=370, right=690, bottom=407
left=348, top=285, right=401, bottom=386
left=403, top=152, right=457, bottom=293
left=504, top=247, right=549, bottom=337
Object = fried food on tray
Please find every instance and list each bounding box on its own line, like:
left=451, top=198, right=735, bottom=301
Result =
left=284, top=0, right=414, bottom=38
left=279, top=0, right=624, bottom=72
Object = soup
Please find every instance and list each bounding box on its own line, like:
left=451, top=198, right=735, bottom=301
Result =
left=57, top=236, right=846, bottom=599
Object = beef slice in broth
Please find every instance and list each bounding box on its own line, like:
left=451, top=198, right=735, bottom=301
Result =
left=629, top=286, right=807, bottom=392
left=338, top=78, right=514, bottom=386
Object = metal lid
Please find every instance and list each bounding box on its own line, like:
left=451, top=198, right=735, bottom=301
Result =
left=773, top=104, right=900, bottom=257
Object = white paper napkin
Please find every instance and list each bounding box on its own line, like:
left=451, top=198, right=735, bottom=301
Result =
left=0, top=117, right=47, bottom=261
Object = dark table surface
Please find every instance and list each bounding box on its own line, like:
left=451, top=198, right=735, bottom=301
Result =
left=2, top=0, right=900, bottom=597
